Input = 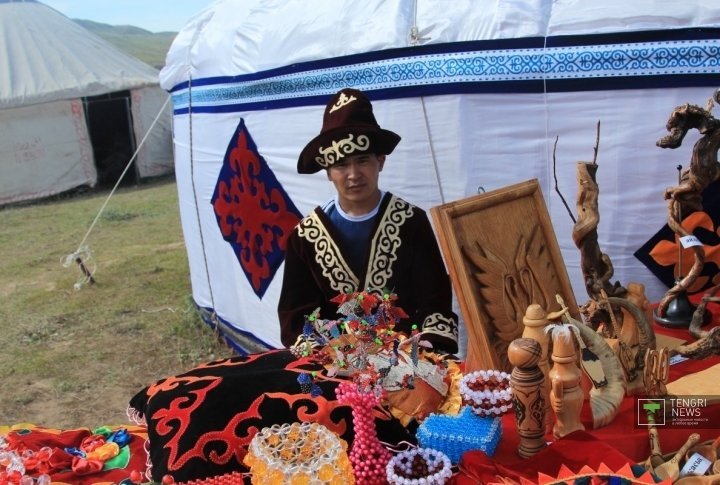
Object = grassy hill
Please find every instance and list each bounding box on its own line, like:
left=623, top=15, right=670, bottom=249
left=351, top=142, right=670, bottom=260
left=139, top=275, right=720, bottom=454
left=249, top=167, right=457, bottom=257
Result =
left=75, top=19, right=176, bottom=70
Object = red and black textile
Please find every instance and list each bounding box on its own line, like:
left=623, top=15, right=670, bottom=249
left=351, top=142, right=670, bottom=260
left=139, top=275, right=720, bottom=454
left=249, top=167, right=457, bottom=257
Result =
left=634, top=179, right=720, bottom=293
left=0, top=424, right=147, bottom=485
left=128, top=349, right=416, bottom=483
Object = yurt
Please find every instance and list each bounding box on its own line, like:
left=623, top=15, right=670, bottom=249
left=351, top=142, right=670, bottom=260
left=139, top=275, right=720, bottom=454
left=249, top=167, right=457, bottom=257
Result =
left=0, top=0, right=174, bottom=205
left=160, top=0, right=720, bottom=353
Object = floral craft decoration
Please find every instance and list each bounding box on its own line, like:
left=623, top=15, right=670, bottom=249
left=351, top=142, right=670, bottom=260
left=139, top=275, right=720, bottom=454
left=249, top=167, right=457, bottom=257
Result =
left=291, top=288, right=460, bottom=425
left=289, top=289, right=459, bottom=484
left=295, top=289, right=441, bottom=395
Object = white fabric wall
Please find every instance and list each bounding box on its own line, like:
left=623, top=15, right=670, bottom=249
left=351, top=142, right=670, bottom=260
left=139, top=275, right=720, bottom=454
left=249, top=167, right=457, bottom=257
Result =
left=0, top=1, right=174, bottom=205
left=131, top=87, right=175, bottom=179
left=0, top=99, right=96, bottom=205
left=162, top=0, right=720, bottom=352
left=160, top=0, right=720, bottom=87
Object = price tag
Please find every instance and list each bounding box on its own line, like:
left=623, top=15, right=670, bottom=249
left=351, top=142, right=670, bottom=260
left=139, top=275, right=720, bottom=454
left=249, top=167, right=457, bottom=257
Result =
left=679, top=235, right=703, bottom=248
left=679, top=452, right=712, bottom=477
left=669, top=354, right=688, bottom=365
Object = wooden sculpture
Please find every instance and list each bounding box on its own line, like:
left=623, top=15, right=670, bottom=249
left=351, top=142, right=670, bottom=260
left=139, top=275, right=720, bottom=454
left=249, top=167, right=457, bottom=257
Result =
left=656, top=89, right=720, bottom=358
left=430, top=179, right=579, bottom=372
left=622, top=281, right=655, bottom=330
left=554, top=125, right=656, bottom=392
left=508, top=337, right=548, bottom=458
left=571, top=151, right=627, bottom=302
left=688, top=283, right=720, bottom=340
left=656, top=90, right=720, bottom=317
left=642, top=347, right=669, bottom=398
left=653, top=433, right=701, bottom=482
left=674, top=325, right=720, bottom=359
left=553, top=295, right=626, bottom=429
left=547, top=324, right=585, bottom=440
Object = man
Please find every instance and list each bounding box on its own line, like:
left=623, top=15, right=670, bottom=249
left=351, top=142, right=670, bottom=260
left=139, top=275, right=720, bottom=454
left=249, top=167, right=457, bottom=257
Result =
left=278, top=88, right=458, bottom=354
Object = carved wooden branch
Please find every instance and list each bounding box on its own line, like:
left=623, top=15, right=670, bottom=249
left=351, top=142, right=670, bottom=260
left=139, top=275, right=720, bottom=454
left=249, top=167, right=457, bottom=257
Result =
left=673, top=326, right=720, bottom=360
left=572, top=162, right=627, bottom=301
left=688, top=283, right=720, bottom=339
left=656, top=98, right=720, bottom=316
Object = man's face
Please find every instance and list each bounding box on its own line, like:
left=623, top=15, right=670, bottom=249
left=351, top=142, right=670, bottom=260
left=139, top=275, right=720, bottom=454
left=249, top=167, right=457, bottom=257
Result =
left=326, top=153, right=385, bottom=215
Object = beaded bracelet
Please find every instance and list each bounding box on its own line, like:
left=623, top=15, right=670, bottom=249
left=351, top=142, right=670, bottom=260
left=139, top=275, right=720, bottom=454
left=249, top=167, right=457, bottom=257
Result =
left=386, top=447, right=453, bottom=485
left=460, top=369, right=512, bottom=417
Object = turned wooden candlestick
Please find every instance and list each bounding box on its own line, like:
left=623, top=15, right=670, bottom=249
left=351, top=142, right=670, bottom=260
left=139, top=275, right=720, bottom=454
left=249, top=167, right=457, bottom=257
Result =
left=508, top=337, right=548, bottom=458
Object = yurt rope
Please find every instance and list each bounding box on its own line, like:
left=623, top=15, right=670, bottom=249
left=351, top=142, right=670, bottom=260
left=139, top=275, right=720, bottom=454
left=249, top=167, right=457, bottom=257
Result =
left=63, top=95, right=171, bottom=290
left=407, top=0, right=429, bottom=45
left=419, top=98, right=445, bottom=205
left=408, top=0, right=444, bottom=205
left=541, top=26, right=552, bottom=197
left=186, top=73, right=220, bottom=329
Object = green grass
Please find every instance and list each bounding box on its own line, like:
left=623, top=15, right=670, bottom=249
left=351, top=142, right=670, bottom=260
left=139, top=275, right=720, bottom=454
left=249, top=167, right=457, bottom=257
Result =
left=0, top=178, right=233, bottom=428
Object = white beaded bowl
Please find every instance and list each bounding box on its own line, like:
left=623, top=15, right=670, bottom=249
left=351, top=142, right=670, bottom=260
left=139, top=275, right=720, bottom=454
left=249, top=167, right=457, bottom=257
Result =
left=459, top=369, right=512, bottom=417
left=386, top=447, right=452, bottom=485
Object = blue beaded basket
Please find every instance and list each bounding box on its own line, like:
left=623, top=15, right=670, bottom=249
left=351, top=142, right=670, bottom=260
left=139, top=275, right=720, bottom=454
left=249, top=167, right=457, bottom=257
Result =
left=416, top=405, right=503, bottom=464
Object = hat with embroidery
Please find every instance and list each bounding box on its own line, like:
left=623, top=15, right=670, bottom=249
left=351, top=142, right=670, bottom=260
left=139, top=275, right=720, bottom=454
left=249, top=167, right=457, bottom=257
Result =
left=297, top=88, right=401, bottom=174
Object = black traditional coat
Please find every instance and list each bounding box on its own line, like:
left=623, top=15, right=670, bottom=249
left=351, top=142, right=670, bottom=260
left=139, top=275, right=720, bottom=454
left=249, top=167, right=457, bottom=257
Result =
left=278, top=192, right=458, bottom=353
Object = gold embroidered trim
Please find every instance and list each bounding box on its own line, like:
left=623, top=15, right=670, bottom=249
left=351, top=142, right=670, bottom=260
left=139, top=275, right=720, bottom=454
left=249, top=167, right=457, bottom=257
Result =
left=423, top=312, right=458, bottom=342
left=297, top=212, right=359, bottom=292
left=329, top=92, right=356, bottom=113
left=315, top=134, right=370, bottom=167
left=365, top=195, right=413, bottom=290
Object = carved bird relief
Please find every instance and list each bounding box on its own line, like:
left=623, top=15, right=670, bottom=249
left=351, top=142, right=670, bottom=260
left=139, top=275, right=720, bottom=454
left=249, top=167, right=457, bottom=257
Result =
left=462, top=223, right=559, bottom=367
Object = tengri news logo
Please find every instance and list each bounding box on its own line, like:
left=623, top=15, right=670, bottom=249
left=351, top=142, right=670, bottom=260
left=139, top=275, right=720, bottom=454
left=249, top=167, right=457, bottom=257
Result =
left=636, top=396, right=714, bottom=428
left=637, top=399, right=665, bottom=426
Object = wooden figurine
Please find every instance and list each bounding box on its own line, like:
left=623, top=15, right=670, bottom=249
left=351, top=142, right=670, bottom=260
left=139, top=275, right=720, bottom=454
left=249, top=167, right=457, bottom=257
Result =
left=553, top=295, right=626, bottom=430
left=547, top=324, right=586, bottom=439
left=522, top=304, right=552, bottom=429
left=508, top=337, right=548, bottom=458
left=626, top=282, right=653, bottom=329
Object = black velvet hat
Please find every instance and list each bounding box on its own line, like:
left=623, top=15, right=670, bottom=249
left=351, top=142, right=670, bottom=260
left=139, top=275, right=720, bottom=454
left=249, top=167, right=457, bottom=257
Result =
left=297, top=88, right=401, bottom=174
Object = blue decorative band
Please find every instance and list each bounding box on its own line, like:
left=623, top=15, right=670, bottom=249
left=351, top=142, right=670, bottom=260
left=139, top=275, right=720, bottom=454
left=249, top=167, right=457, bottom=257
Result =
left=195, top=302, right=275, bottom=355
left=170, top=28, right=720, bottom=115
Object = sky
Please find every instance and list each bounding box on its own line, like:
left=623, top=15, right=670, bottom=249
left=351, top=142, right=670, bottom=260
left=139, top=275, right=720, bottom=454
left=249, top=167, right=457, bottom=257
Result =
left=40, top=0, right=216, bottom=33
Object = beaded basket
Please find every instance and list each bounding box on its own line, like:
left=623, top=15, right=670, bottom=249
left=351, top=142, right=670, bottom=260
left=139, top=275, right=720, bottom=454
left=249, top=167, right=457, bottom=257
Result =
left=177, top=471, right=247, bottom=484
left=416, top=406, right=503, bottom=464
left=385, top=447, right=453, bottom=485
left=243, top=422, right=355, bottom=484
left=459, top=369, right=512, bottom=417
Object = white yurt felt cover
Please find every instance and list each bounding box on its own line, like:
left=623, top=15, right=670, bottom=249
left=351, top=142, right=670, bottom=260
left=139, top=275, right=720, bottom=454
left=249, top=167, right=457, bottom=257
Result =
left=0, top=0, right=174, bottom=205
left=0, top=0, right=159, bottom=109
left=161, top=0, right=720, bottom=353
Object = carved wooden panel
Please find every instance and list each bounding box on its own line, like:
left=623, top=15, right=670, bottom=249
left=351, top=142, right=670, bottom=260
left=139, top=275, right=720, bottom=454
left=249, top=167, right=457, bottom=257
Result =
left=430, top=179, right=578, bottom=372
